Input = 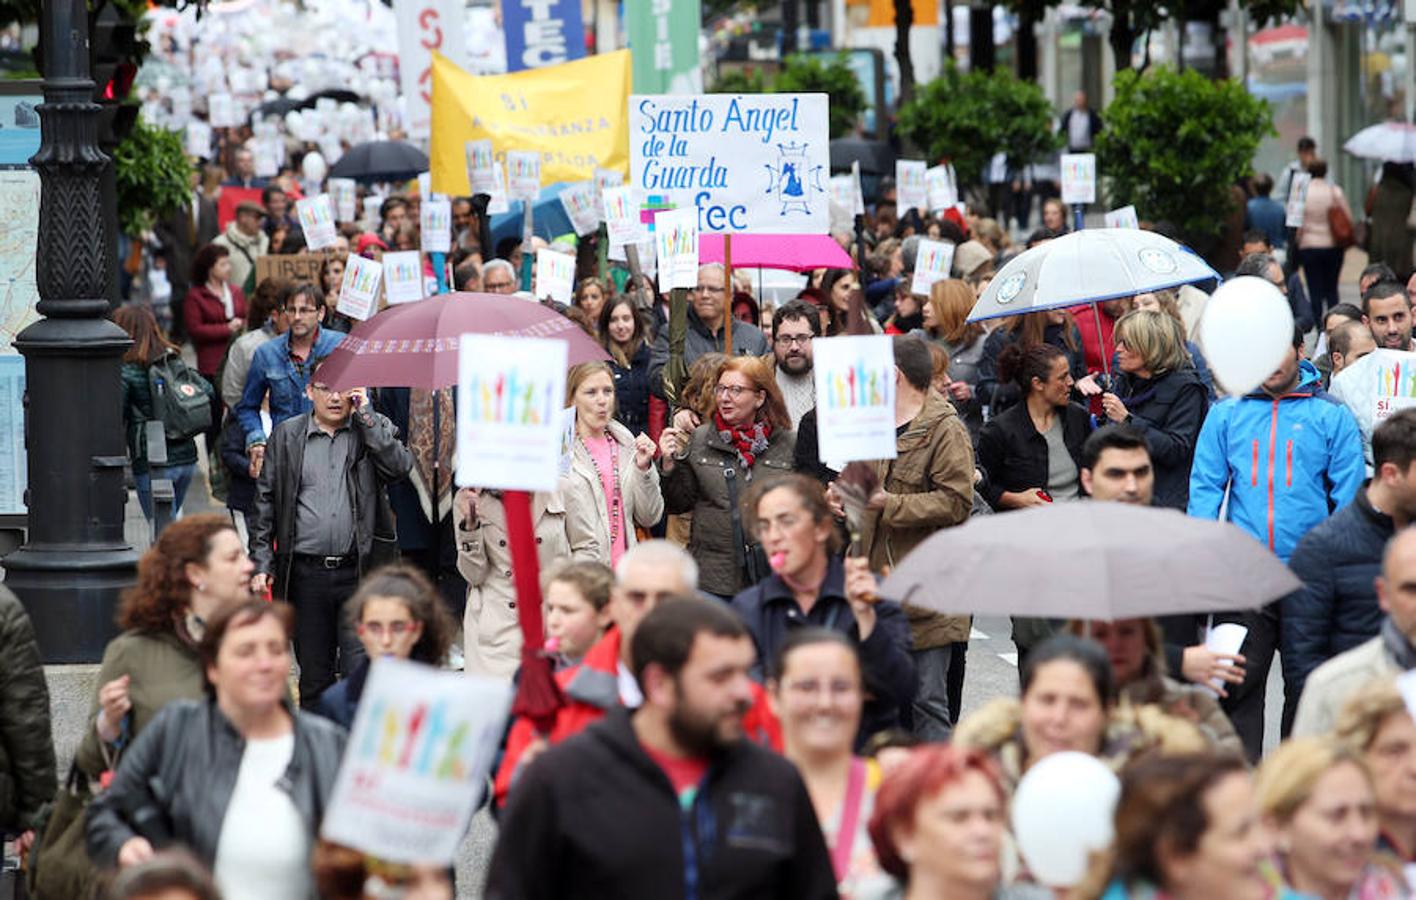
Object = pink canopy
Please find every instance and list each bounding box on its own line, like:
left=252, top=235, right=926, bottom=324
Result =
left=698, top=233, right=852, bottom=272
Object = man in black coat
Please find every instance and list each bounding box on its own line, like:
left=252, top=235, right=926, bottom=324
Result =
left=1282, top=408, right=1416, bottom=734
left=487, top=598, right=836, bottom=900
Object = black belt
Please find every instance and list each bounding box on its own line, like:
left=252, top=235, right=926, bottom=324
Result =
left=292, top=553, right=356, bottom=569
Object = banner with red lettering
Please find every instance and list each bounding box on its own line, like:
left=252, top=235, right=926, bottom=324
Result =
left=394, top=0, right=466, bottom=138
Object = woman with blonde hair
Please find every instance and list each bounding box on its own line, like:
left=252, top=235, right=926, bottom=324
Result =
left=1335, top=677, right=1416, bottom=863
left=1101, top=308, right=1209, bottom=510
left=923, top=279, right=986, bottom=439
left=1256, top=735, right=1408, bottom=898
left=659, top=355, right=795, bottom=598
left=561, top=362, right=663, bottom=568
left=1131, top=289, right=1215, bottom=400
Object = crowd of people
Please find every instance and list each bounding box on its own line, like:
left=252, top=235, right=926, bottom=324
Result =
left=13, top=122, right=1416, bottom=899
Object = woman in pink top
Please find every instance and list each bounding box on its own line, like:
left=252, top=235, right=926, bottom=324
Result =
left=562, top=362, right=664, bottom=567
left=1296, top=158, right=1354, bottom=323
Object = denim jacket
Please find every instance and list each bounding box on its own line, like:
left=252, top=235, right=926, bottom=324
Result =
left=234, top=327, right=345, bottom=448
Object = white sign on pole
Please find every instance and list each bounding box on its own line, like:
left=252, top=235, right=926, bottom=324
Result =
left=320, top=659, right=512, bottom=864
left=926, top=164, right=958, bottom=212
left=506, top=150, right=542, bottom=201
left=466, top=139, right=496, bottom=193
left=1060, top=154, right=1097, bottom=205
left=208, top=93, right=240, bottom=128
left=653, top=207, right=699, bottom=290
left=185, top=121, right=212, bottom=159
left=629, top=93, right=831, bottom=234
left=383, top=251, right=426, bottom=304
left=421, top=198, right=453, bottom=253
left=895, top=160, right=927, bottom=214
left=394, top=0, right=466, bottom=138
left=535, top=248, right=576, bottom=304
left=910, top=239, right=956, bottom=296
left=296, top=195, right=339, bottom=250
left=1285, top=173, right=1312, bottom=229
left=362, top=196, right=385, bottom=232
left=487, top=163, right=511, bottom=214
left=455, top=334, right=570, bottom=491
left=603, top=186, right=646, bottom=245
left=558, top=182, right=602, bottom=237
left=812, top=335, right=898, bottom=464
left=336, top=254, right=385, bottom=321
left=1104, top=205, right=1140, bottom=229
left=593, top=167, right=624, bottom=217
left=329, top=178, right=359, bottom=223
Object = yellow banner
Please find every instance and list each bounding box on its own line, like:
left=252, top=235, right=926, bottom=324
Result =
left=430, top=50, right=631, bottom=195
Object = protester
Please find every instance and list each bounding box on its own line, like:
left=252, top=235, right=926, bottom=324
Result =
left=573, top=277, right=608, bottom=325
left=562, top=362, right=663, bottom=568
left=1284, top=410, right=1416, bottom=736
left=1278, top=136, right=1319, bottom=205
left=924, top=279, right=986, bottom=440
left=599, top=295, right=653, bottom=436
left=1328, top=319, right=1378, bottom=379
left=660, top=355, right=795, bottom=599
left=955, top=634, right=1203, bottom=795
left=486, top=598, right=837, bottom=899
left=1191, top=324, right=1364, bottom=758
left=769, top=629, right=894, bottom=898
left=1081, top=753, right=1273, bottom=900
left=771, top=299, right=819, bottom=429
left=1102, top=309, right=1209, bottom=510
left=311, top=564, right=457, bottom=728
left=248, top=359, right=413, bottom=706
left=735, top=475, right=915, bottom=738
left=1364, top=279, right=1415, bottom=351
left=648, top=263, right=771, bottom=401
left=1314, top=302, right=1367, bottom=380
left=211, top=202, right=269, bottom=295
left=543, top=561, right=614, bottom=667
left=1071, top=298, right=1130, bottom=395
left=1367, top=162, right=1415, bottom=279
left=977, top=311, right=1086, bottom=416
left=87, top=601, right=347, bottom=900
left=318, top=254, right=345, bottom=313
left=1297, top=159, right=1354, bottom=322
left=1063, top=618, right=1242, bottom=754
left=0, top=585, right=54, bottom=843
left=1294, top=528, right=1416, bottom=736
left=104, top=850, right=221, bottom=900
left=1332, top=677, right=1416, bottom=863
left=311, top=840, right=454, bottom=900
left=883, top=288, right=925, bottom=335
left=482, top=259, right=518, bottom=294
left=1130, top=289, right=1215, bottom=400
left=219, top=278, right=288, bottom=411
left=493, top=541, right=704, bottom=806
left=233, top=283, right=344, bottom=468
left=824, top=268, right=883, bottom=335
left=1255, top=736, right=1407, bottom=898
left=1236, top=243, right=1313, bottom=335
left=378, top=197, right=408, bottom=247
left=977, top=343, right=1089, bottom=511
left=1245, top=174, right=1287, bottom=250
left=115, top=305, right=211, bottom=519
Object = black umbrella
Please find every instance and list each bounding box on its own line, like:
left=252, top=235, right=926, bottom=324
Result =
left=298, top=89, right=363, bottom=110
left=830, top=137, right=896, bottom=175
left=250, top=96, right=301, bottom=122
left=327, top=140, right=429, bottom=184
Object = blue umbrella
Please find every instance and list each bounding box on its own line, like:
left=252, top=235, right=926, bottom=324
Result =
left=488, top=182, right=577, bottom=246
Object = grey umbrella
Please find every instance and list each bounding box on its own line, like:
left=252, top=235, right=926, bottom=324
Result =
left=878, top=503, right=1300, bottom=620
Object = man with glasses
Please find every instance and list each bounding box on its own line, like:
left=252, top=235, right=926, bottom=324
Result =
left=234, top=283, right=344, bottom=478
left=483, top=259, right=518, bottom=294
left=249, top=355, right=412, bottom=708
left=771, top=299, right=820, bottom=428
left=648, top=263, right=770, bottom=401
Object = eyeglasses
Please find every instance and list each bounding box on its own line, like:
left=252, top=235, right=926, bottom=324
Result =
left=309, top=383, right=333, bottom=394
left=697, top=285, right=726, bottom=295
left=715, top=384, right=760, bottom=398
left=485, top=280, right=515, bottom=292
left=359, top=620, right=414, bottom=638
left=775, top=334, right=812, bottom=347
left=288, top=306, right=320, bottom=317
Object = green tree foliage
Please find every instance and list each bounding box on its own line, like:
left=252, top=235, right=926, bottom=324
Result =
left=1096, top=66, right=1273, bottom=246
left=772, top=54, right=867, bottom=138
left=113, top=117, right=190, bottom=237
left=709, top=67, right=767, bottom=94
left=896, top=63, right=1060, bottom=187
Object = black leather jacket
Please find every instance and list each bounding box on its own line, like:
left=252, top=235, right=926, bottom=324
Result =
left=86, top=699, right=347, bottom=870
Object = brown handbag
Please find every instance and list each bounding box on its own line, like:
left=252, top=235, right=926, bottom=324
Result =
left=1329, top=202, right=1356, bottom=248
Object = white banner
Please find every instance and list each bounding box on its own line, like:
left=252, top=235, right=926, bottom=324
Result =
left=653, top=207, right=699, bottom=290
left=910, top=239, right=956, bottom=296
left=558, top=182, right=602, bottom=237
left=630, top=93, right=831, bottom=234
left=383, top=251, right=425, bottom=304
left=926, top=164, right=958, bottom=212
left=394, top=0, right=466, bottom=138
left=1060, top=153, right=1097, bottom=205
left=812, top=335, right=898, bottom=465
left=336, top=254, right=384, bottom=321
left=506, top=150, right=542, bottom=201
left=456, top=335, right=569, bottom=491
left=896, top=160, right=926, bottom=214
left=296, top=195, right=338, bottom=250
left=535, top=248, right=576, bottom=304
left=421, top=198, right=453, bottom=253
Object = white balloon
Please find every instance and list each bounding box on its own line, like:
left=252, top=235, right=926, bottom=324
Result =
left=1011, top=752, right=1120, bottom=887
left=302, top=151, right=327, bottom=185
left=1198, top=275, right=1295, bottom=397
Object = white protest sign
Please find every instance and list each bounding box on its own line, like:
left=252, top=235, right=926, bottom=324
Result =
left=466, top=139, right=495, bottom=190
left=594, top=167, right=624, bottom=216
left=654, top=207, right=699, bottom=290
left=1286, top=173, right=1312, bottom=228
left=418, top=172, right=434, bottom=202
left=910, top=240, right=956, bottom=296
left=362, top=196, right=384, bottom=231
left=812, top=335, right=898, bottom=464
left=296, top=195, right=339, bottom=250
left=1105, top=205, right=1140, bottom=229
left=456, top=334, right=570, bottom=491
left=608, top=237, right=657, bottom=279
left=421, top=198, right=453, bottom=253
left=506, top=150, right=542, bottom=201
left=329, top=178, right=358, bottom=223
left=560, top=406, right=576, bottom=478
left=559, top=182, right=602, bottom=237
left=320, top=659, right=511, bottom=864
left=208, top=93, right=240, bottom=128
left=926, top=164, right=958, bottom=211
left=535, top=248, right=576, bottom=304
left=383, top=251, right=425, bottom=304
left=394, top=0, right=465, bottom=138
left=486, top=162, right=511, bottom=214
left=337, top=254, right=384, bottom=321
left=603, top=186, right=645, bottom=245
left=630, top=93, right=831, bottom=234
left=895, top=160, right=927, bottom=213
left=185, top=120, right=212, bottom=159
left=1060, top=153, right=1097, bottom=205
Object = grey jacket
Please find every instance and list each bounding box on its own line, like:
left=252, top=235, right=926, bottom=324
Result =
left=250, top=408, right=413, bottom=599
left=647, top=307, right=770, bottom=399
left=660, top=421, right=795, bottom=597
left=86, top=699, right=346, bottom=872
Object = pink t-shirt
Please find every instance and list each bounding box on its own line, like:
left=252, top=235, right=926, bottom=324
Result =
left=583, top=434, right=628, bottom=565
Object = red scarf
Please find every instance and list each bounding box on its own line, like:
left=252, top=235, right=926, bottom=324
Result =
left=714, top=412, right=773, bottom=469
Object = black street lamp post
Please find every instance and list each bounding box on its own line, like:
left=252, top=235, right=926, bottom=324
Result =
left=4, top=0, right=138, bottom=662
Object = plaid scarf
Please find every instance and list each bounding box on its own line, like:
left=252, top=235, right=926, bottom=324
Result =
left=715, top=411, right=772, bottom=471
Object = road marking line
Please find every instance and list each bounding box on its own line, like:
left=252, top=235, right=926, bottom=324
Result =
left=998, top=652, right=1018, bottom=667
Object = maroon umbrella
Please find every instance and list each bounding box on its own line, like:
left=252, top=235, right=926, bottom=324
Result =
left=316, top=292, right=609, bottom=390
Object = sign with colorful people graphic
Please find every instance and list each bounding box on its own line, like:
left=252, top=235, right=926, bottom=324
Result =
left=629, top=93, right=830, bottom=234
left=812, top=335, right=898, bottom=465
left=455, top=334, right=570, bottom=491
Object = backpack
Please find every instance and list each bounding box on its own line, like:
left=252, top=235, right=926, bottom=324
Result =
left=148, top=352, right=212, bottom=441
